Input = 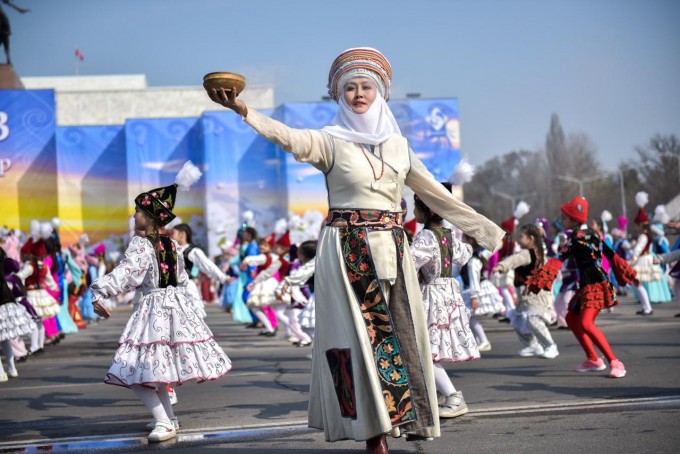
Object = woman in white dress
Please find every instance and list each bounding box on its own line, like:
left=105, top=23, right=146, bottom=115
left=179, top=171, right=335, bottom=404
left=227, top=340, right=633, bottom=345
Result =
left=207, top=48, right=503, bottom=453
left=90, top=162, right=232, bottom=443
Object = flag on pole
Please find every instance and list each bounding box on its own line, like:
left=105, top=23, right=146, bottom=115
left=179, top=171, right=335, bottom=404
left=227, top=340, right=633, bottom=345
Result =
left=75, top=48, right=84, bottom=61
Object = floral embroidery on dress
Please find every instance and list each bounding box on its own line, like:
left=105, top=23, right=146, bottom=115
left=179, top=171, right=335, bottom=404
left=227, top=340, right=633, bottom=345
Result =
left=326, top=348, right=357, bottom=419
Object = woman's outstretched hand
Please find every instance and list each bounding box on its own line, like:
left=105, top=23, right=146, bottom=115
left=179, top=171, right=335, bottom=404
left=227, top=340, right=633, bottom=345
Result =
left=207, top=87, right=248, bottom=118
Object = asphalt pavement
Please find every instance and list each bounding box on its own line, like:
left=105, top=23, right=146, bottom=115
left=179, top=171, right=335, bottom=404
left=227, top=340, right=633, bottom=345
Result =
left=1, top=295, right=679, bottom=453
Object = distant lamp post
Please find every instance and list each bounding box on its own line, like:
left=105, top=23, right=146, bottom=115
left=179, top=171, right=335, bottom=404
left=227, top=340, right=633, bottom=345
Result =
left=490, top=188, right=537, bottom=212
left=554, top=173, right=611, bottom=196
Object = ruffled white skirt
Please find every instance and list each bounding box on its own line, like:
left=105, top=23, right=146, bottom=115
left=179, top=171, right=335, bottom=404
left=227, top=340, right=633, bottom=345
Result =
left=104, top=286, right=231, bottom=388
left=462, top=280, right=505, bottom=316
left=0, top=302, right=38, bottom=341
left=27, top=289, right=60, bottom=318
left=246, top=277, right=279, bottom=308
left=421, top=278, right=480, bottom=363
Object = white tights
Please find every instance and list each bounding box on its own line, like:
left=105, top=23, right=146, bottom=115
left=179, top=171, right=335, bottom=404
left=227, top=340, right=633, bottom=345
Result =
left=432, top=362, right=456, bottom=396
left=249, top=306, right=275, bottom=332
left=0, top=339, right=16, bottom=375
left=132, top=385, right=175, bottom=425
left=635, top=285, right=652, bottom=313
left=469, top=316, right=488, bottom=345
left=500, top=287, right=516, bottom=316
left=30, top=324, right=45, bottom=352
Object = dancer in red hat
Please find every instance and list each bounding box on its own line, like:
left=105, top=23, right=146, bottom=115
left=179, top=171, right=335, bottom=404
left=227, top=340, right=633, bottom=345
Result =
left=528, top=195, right=637, bottom=378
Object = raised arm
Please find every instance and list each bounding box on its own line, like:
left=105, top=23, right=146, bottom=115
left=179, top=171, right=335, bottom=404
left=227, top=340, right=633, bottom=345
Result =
left=188, top=247, right=228, bottom=283
left=90, top=236, right=152, bottom=300
left=405, top=149, right=504, bottom=252
left=207, top=88, right=333, bottom=172
left=495, top=249, right=532, bottom=272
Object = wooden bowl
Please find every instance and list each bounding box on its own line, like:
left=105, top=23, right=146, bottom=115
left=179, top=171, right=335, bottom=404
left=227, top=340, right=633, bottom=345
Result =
left=203, top=72, right=247, bottom=94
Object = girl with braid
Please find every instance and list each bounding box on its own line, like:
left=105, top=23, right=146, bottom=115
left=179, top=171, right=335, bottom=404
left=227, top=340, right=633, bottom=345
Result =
left=90, top=162, right=232, bottom=442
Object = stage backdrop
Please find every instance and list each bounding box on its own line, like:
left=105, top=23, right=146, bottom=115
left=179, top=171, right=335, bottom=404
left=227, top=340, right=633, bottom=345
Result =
left=0, top=89, right=57, bottom=230
left=56, top=125, right=128, bottom=246
left=201, top=109, right=282, bottom=257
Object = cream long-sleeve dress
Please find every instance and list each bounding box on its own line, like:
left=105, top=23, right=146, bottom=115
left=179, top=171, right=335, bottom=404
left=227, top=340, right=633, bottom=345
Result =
left=243, top=108, right=504, bottom=442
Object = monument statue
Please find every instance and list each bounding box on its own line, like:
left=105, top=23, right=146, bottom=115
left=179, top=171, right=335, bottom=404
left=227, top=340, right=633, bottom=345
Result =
left=0, top=0, right=30, bottom=66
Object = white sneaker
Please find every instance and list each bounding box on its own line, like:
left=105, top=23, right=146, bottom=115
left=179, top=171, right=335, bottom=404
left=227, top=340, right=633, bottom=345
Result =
left=0, top=373, right=7, bottom=382
left=541, top=344, right=559, bottom=359
left=477, top=341, right=492, bottom=352
left=439, top=391, right=469, bottom=418
left=148, top=421, right=177, bottom=442
left=168, top=388, right=178, bottom=406
left=518, top=345, right=544, bottom=357
left=7, top=369, right=18, bottom=378
left=146, top=418, right=179, bottom=431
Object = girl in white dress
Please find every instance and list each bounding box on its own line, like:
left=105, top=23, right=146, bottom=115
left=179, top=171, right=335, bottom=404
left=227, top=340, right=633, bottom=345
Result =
left=90, top=162, right=232, bottom=443
left=411, top=187, right=479, bottom=419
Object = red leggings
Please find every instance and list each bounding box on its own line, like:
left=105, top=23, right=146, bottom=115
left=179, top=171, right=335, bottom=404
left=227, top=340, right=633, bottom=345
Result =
left=565, top=307, right=617, bottom=362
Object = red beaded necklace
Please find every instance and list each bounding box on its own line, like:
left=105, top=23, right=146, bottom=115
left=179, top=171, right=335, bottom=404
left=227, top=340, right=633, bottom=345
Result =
left=358, top=143, right=384, bottom=191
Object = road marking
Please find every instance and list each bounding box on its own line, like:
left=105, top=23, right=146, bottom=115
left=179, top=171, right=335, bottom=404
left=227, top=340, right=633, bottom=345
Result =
left=1, top=395, right=678, bottom=452
left=0, top=371, right=271, bottom=392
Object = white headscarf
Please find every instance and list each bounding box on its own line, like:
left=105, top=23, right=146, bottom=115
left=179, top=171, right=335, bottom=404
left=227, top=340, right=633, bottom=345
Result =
left=322, top=78, right=402, bottom=146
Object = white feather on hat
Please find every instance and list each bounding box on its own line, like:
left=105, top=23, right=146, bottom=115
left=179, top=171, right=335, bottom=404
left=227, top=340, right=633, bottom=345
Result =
left=51, top=217, right=61, bottom=228
left=653, top=205, right=669, bottom=224
left=601, top=210, right=613, bottom=222
left=514, top=201, right=530, bottom=220
left=274, top=218, right=288, bottom=236
left=175, top=161, right=202, bottom=191
left=39, top=222, right=53, bottom=240
left=79, top=233, right=89, bottom=245
left=30, top=220, right=40, bottom=240
left=635, top=191, right=649, bottom=208
left=448, top=158, right=475, bottom=186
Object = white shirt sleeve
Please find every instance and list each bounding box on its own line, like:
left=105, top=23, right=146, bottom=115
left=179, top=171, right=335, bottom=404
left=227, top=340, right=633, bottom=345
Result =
left=90, top=237, right=153, bottom=299
left=188, top=247, right=228, bottom=283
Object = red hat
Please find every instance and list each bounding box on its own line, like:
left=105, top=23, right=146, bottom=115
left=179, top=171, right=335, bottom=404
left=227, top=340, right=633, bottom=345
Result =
left=500, top=217, right=516, bottom=234
left=20, top=238, right=34, bottom=256
left=634, top=208, right=649, bottom=224
left=404, top=218, right=418, bottom=237
left=30, top=239, right=47, bottom=258
left=560, top=196, right=589, bottom=224
left=276, top=231, right=291, bottom=248
left=261, top=233, right=276, bottom=249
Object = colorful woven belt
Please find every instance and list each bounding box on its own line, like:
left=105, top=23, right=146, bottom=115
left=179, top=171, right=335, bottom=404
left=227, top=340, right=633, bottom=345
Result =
left=325, top=209, right=403, bottom=231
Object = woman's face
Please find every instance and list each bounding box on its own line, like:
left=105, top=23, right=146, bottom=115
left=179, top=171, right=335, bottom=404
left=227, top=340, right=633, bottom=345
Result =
left=343, top=77, right=377, bottom=114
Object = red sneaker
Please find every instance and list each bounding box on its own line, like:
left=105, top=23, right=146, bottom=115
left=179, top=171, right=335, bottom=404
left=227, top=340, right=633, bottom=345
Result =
left=574, top=358, right=606, bottom=372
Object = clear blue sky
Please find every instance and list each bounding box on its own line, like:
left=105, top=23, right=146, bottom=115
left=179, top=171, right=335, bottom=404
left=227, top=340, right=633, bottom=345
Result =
left=10, top=0, right=680, bottom=168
